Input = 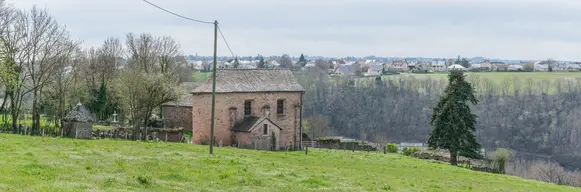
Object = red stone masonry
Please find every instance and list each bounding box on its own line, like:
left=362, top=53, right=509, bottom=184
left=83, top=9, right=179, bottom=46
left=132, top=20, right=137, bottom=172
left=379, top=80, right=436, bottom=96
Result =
left=162, top=105, right=193, bottom=130
left=190, top=69, right=305, bottom=149
left=192, top=92, right=302, bottom=148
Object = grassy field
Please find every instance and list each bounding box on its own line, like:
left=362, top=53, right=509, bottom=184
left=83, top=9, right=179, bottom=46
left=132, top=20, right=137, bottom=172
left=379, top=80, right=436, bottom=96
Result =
left=383, top=72, right=581, bottom=83
left=364, top=72, right=581, bottom=94
left=388, top=72, right=581, bottom=82
left=0, top=134, right=578, bottom=191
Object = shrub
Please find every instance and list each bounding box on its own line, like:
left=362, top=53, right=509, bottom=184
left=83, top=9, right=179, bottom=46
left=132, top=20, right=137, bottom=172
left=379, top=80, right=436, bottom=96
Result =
left=402, top=147, right=421, bottom=156
left=136, top=175, right=152, bottom=186
left=317, top=138, right=341, bottom=145
left=386, top=143, right=398, bottom=153
left=491, top=148, right=513, bottom=174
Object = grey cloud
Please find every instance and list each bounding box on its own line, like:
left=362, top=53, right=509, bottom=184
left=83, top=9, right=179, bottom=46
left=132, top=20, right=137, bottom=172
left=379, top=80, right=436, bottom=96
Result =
left=6, top=0, right=581, bottom=60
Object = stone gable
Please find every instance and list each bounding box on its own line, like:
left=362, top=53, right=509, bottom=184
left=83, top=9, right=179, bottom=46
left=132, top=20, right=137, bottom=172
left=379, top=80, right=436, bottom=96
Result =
left=192, top=92, right=302, bottom=149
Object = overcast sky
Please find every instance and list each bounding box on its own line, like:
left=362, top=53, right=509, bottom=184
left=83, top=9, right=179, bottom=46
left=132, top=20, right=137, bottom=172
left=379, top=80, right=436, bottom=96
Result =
left=6, top=0, right=581, bottom=60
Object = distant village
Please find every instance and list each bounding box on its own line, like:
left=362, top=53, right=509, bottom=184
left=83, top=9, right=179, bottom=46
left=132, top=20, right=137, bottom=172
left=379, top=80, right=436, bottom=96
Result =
left=185, top=55, right=581, bottom=77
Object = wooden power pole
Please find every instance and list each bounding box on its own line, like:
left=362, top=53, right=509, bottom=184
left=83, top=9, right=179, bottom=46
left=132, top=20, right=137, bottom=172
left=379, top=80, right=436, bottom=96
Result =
left=209, top=20, right=218, bottom=155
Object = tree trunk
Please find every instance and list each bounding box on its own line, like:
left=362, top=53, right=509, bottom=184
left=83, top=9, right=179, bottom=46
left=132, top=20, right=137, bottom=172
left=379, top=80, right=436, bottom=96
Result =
left=132, top=114, right=140, bottom=141
left=0, top=91, right=7, bottom=124
left=142, top=111, right=152, bottom=141
left=142, top=117, right=148, bottom=141
left=58, top=84, right=66, bottom=137
left=9, top=92, right=18, bottom=133
left=450, top=149, right=458, bottom=166
left=10, top=107, right=17, bottom=133
left=32, top=89, right=41, bottom=135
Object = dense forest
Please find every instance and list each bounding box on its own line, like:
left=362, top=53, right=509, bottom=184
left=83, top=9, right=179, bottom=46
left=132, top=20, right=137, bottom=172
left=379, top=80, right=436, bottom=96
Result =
left=297, top=65, right=581, bottom=170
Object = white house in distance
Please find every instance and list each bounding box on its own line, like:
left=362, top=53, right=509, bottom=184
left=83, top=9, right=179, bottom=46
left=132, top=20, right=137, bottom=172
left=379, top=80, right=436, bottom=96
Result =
left=507, top=64, right=524, bottom=71
left=447, top=64, right=466, bottom=71
left=470, top=60, right=493, bottom=71
left=534, top=60, right=552, bottom=71
left=564, top=62, right=581, bottom=71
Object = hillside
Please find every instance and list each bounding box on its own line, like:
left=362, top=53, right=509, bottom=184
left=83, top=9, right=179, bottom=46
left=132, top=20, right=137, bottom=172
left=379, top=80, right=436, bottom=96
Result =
left=296, top=70, right=581, bottom=171
left=0, top=134, right=578, bottom=192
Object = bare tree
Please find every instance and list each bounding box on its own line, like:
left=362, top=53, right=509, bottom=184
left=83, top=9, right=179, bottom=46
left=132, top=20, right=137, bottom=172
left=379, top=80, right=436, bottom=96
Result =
left=305, top=115, right=329, bottom=139
left=97, top=37, right=122, bottom=82
left=0, top=0, right=12, bottom=33
left=279, top=54, right=292, bottom=68
left=0, top=0, right=14, bottom=122
left=116, top=33, right=183, bottom=140
left=533, top=160, right=570, bottom=185
left=114, top=70, right=180, bottom=140
left=44, top=47, right=84, bottom=134
left=0, top=7, right=30, bottom=132
left=125, top=33, right=159, bottom=73
left=18, top=6, right=79, bottom=134
left=157, top=36, right=181, bottom=74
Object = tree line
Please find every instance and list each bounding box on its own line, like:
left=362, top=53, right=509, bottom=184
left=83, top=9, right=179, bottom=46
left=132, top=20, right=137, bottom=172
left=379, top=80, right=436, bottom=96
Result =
left=0, top=3, right=189, bottom=139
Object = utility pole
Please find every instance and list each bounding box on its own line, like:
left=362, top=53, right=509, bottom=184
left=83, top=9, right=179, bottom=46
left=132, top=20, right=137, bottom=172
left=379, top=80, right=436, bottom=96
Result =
left=209, top=20, right=218, bottom=155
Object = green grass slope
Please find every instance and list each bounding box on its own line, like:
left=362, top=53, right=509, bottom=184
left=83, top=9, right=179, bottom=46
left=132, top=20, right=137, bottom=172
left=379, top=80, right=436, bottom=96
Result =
left=0, top=134, right=578, bottom=192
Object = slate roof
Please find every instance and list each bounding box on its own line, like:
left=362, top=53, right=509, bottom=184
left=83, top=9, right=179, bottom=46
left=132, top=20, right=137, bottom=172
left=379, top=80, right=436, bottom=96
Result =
left=232, top=116, right=261, bottom=132
left=232, top=116, right=282, bottom=132
left=64, top=103, right=94, bottom=122
left=369, top=64, right=384, bottom=71
left=192, top=69, right=305, bottom=94
left=335, top=65, right=355, bottom=74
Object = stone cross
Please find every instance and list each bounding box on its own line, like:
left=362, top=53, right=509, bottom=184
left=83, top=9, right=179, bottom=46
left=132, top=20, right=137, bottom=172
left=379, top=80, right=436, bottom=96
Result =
left=112, top=111, right=118, bottom=123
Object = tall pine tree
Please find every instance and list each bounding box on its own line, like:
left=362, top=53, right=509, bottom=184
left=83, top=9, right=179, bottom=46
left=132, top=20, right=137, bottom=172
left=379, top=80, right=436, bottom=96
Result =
left=428, top=70, right=481, bottom=165
left=299, top=54, right=307, bottom=67
left=232, top=57, right=240, bottom=68
left=257, top=56, right=267, bottom=68
left=90, top=77, right=108, bottom=121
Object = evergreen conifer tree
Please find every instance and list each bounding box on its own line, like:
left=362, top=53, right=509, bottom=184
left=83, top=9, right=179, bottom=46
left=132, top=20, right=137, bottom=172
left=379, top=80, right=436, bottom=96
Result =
left=233, top=57, right=240, bottom=68
left=94, top=77, right=108, bottom=120
left=299, top=54, right=307, bottom=66
left=257, top=56, right=267, bottom=68
left=428, top=70, right=481, bottom=165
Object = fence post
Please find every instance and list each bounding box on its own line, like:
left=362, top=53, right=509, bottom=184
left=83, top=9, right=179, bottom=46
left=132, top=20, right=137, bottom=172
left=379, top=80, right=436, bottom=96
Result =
left=305, top=145, right=308, bottom=155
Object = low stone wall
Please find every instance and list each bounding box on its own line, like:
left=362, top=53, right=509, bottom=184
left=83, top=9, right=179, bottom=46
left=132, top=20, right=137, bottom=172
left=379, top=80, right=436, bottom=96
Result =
left=91, top=128, right=185, bottom=142
left=410, top=150, right=490, bottom=170
left=306, top=140, right=377, bottom=151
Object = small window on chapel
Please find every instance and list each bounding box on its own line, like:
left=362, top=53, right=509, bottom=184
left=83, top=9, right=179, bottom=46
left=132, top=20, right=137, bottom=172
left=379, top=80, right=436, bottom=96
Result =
left=277, top=99, right=284, bottom=114
left=244, top=100, right=252, bottom=115
left=262, top=124, right=268, bottom=136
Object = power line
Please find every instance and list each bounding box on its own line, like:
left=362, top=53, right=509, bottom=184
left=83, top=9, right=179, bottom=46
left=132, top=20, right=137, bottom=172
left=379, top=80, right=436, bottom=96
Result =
left=217, top=25, right=236, bottom=58
left=141, top=0, right=214, bottom=24
left=140, top=0, right=237, bottom=58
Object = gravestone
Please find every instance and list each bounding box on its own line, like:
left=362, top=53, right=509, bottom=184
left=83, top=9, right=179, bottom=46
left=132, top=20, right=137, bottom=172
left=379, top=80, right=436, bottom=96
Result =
left=63, top=103, right=94, bottom=139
